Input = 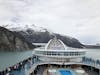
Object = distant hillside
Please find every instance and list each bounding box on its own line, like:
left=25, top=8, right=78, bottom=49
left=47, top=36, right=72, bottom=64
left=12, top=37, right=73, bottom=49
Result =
left=84, top=45, right=100, bottom=49
left=3, top=24, right=100, bottom=49
left=0, top=26, right=36, bottom=51
left=16, top=29, right=100, bottom=49
left=7, top=25, right=84, bottom=48
left=1, top=24, right=100, bottom=51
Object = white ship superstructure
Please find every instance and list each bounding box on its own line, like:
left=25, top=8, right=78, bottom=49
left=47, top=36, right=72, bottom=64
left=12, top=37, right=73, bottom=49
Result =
left=33, top=37, right=86, bottom=62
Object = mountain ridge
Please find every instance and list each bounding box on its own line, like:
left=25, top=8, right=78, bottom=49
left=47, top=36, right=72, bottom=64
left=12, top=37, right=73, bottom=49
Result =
left=6, top=24, right=47, bottom=32
left=5, top=24, right=84, bottom=48
left=1, top=24, right=100, bottom=50
left=0, top=26, right=36, bottom=51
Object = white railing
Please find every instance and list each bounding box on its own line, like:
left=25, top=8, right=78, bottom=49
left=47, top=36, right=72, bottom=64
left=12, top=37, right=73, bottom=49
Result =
left=25, top=56, right=100, bottom=75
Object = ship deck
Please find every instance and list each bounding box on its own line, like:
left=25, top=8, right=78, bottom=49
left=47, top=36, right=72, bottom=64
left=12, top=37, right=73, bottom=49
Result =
left=33, top=64, right=99, bottom=75
left=1, top=56, right=100, bottom=75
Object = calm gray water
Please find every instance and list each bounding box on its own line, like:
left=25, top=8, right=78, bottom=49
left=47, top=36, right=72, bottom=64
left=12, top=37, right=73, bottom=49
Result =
left=0, top=49, right=100, bottom=71
left=86, top=49, right=100, bottom=60
left=0, top=51, right=33, bottom=71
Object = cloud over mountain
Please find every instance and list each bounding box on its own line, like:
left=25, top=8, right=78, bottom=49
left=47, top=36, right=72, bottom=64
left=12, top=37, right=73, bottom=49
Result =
left=0, top=0, right=100, bottom=44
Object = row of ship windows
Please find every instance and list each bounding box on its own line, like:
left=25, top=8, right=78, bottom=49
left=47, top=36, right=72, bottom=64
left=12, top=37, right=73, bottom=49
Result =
left=35, top=51, right=85, bottom=56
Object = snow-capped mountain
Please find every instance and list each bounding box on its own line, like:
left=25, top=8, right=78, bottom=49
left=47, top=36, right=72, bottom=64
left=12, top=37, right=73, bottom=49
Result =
left=0, top=26, right=35, bottom=51
left=6, top=24, right=47, bottom=32
left=1, top=24, right=84, bottom=48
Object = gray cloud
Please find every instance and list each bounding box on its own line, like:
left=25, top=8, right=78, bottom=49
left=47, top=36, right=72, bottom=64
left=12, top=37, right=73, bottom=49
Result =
left=0, top=0, right=100, bottom=44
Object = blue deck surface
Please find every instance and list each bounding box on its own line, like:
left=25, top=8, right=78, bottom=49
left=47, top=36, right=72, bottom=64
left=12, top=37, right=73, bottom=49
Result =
left=60, top=70, right=72, bottom=75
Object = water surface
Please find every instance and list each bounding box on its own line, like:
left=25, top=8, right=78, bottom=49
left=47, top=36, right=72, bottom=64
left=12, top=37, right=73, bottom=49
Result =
left=0, top=49, right=100, bottom=71
left=0, top=51, right=32, bottom=71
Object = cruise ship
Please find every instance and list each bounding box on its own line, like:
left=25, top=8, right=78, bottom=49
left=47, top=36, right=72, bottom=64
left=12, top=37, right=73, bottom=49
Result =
left=1, top=37, right=100, bottom=75
left=27, top=37, right=100, bottom=75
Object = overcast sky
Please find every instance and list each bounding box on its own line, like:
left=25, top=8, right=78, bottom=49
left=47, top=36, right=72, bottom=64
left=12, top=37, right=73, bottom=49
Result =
left=0, top=0, right=100, bottom=44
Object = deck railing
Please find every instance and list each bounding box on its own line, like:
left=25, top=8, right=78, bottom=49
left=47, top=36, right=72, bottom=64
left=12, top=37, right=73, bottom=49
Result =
left=25, top=56, right=100, bottom=75
left=0, top=56, right=100, bottom=75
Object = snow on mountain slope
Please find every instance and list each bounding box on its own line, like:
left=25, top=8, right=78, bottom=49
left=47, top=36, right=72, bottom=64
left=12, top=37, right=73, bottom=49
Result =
left=6, top=24, right=47, bottom=32
left=1, top=24, right=84, bottom=48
